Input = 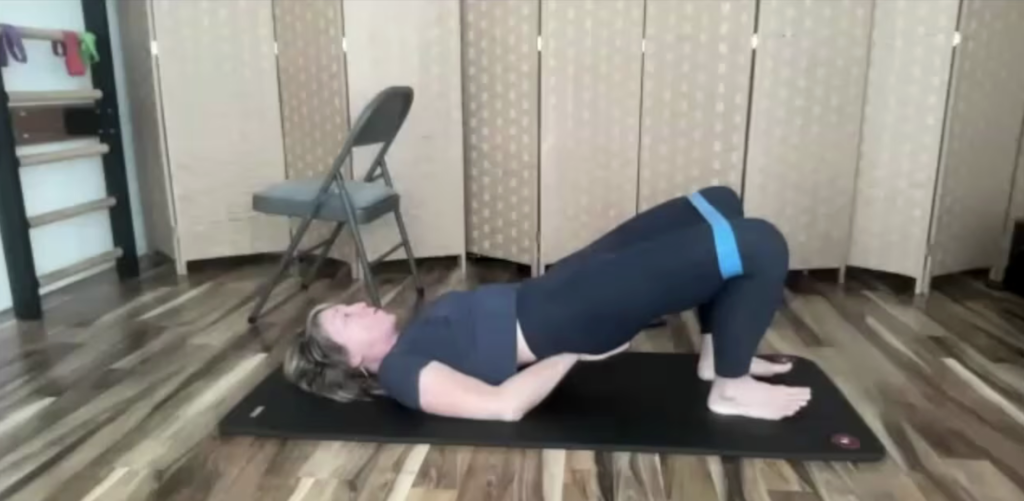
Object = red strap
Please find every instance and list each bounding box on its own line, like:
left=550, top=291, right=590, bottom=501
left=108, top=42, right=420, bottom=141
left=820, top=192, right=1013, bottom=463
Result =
left=62, top=31, right=85, bottom=76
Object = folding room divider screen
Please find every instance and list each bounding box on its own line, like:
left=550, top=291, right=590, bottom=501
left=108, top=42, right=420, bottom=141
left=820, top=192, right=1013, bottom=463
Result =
left=744, top=0, right=873, bottom=272
left=118, top=0, right=288, bottom=275
left=929, top=2, right=1024, bottom=279
left=118, top=0, right=1024, bottom=293
left=847, top=0, right=962, bottom=288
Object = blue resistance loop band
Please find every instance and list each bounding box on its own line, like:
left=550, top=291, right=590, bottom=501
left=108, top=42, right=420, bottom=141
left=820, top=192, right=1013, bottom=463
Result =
left=689, top=192, right=744, bottom=280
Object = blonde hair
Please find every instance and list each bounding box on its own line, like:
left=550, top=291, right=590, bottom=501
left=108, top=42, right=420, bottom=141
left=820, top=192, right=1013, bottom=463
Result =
left=282, top=303, right=385, bottom=402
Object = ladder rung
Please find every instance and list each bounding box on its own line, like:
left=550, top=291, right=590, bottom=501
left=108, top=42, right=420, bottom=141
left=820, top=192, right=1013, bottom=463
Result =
left=28, top=197, right=117, bottom=228
left=7, top=89, right=103, bottom=108
left=38, top=247, right=123, bottom=289
left=0, top=25, right=65, bottom=42
left=18, top=141, right=110, bottom=167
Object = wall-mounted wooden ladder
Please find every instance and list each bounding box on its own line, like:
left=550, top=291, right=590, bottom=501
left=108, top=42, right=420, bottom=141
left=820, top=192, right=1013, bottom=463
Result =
left=0, top=0, right=138, bottom=320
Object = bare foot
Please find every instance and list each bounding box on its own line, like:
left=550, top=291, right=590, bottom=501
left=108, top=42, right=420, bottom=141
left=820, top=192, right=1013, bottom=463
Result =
left=707, top=376, right=811, bottom=420
left=697, top=334, right=793, bottom=381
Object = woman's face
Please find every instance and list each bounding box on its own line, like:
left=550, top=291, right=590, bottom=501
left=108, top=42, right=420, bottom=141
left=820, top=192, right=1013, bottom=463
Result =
left=319, top=302, right=398, bottom=366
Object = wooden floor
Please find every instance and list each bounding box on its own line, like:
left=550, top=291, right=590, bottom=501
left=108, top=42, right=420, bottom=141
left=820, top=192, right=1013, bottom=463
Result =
left=1, top=256, right=1024, bottom=501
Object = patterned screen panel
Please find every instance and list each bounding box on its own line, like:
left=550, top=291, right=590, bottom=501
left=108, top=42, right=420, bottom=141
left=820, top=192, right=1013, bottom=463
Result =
left=152, top=0, right=289, bottom=263
left=638, top=0, right=755, bottom=210
left=116, top=0, right=177, bottom=262
left=931, top=0, right=1024, bottom=276
left=744, top=0, right=873, bottom=270
left=274, top=1, right=349, bottom=182
left=273, top=0, right=353, bottom=263
left=848, top=0, right=959, bottom=279
left=343, top=0, right=465, bottom=260
left=463, top=0, right=540, bottom=266
left=539, top=0, right=645, bottom=264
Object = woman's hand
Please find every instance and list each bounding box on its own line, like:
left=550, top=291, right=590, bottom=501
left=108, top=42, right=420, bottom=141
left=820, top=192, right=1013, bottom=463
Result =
left=577, top=342, right=630, bottom=361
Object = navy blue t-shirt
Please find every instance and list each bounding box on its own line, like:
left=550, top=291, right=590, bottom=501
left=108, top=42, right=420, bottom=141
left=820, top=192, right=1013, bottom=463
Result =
left=377, top=283, right=520, bottom=410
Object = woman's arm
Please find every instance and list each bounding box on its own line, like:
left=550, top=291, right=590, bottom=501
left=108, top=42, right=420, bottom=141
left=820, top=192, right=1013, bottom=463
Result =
left=417, top=354, right=580, bottom=421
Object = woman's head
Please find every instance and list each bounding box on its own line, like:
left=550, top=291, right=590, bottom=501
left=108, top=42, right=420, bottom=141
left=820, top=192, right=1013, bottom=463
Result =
left=282, top=302, right=399, bottom=402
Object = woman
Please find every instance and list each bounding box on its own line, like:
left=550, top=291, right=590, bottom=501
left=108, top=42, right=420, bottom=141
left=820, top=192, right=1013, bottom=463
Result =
left=284, top=186, right=812, bottom=421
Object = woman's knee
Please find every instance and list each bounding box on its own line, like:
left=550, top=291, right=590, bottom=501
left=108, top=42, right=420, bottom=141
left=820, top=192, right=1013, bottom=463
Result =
left=698, top=186, right=743, bottom=219
left=733, top=218, right=789, bottom=276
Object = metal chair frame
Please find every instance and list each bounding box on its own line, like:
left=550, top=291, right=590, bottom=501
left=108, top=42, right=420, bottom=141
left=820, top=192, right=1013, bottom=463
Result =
left=247, top=87, right=424, bottom=324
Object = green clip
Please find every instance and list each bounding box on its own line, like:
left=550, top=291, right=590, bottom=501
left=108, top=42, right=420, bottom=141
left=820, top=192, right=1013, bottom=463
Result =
left=80, top=31, right=100, bottom=65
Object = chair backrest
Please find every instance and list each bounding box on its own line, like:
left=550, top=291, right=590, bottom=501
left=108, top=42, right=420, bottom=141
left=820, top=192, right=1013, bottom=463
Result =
left=351, top=86, right=414, bottom=147
left=319, top=86, right=414, bottom=190
left=273, top=87, right=415, bottom=226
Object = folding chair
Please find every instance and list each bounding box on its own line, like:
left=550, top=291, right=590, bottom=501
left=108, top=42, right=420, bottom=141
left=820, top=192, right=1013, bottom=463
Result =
left=246, top=86, right=424, bottom=324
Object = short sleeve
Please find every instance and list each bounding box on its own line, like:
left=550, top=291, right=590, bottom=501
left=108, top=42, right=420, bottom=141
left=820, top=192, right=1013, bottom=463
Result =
left=377, top=350, right=433, bottom=410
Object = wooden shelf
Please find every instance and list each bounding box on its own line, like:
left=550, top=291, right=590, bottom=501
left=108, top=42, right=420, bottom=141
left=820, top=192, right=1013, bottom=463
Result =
left=27, top=197, right=117, bottom=228
left=18, top=140, right=109, bottom=167
left=7, top=89, right=103, bottom=108
left=38, top=247, right=123, bottom=289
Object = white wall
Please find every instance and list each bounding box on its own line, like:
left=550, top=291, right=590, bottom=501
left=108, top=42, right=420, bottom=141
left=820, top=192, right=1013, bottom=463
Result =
left=0, top=0, right=147, bottom=313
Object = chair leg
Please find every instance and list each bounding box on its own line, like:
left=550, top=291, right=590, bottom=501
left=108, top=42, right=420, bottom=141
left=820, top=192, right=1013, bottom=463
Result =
left=393, top=208, right=424, bottom=297
left=248, top=217, right=315, bottom=324
left=349, top=221, right=383, bottom=308
left=301, top=222, right=345, bottom=290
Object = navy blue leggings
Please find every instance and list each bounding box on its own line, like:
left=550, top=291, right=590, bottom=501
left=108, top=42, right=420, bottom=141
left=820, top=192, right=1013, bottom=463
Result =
left=516, top=186, right=789, bottom=378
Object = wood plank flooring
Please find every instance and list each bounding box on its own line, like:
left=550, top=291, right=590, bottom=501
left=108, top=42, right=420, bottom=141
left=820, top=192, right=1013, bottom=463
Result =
left=1, top=257, right=1023, bottom=500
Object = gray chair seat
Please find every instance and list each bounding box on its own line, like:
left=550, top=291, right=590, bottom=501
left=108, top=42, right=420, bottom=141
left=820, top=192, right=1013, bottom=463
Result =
left=252, top=178, right=398, bottom=224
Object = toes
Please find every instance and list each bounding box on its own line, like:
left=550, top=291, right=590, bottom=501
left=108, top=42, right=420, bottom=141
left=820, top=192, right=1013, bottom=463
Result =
left=783, top=386, right=812, bottom=400
left=708, top=378, right=812, bottom=420
left=779, top=401, right=808, bottom=417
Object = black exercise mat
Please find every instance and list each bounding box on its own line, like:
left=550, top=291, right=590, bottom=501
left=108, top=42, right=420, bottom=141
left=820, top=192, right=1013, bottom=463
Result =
left=220, top=352, right=885, bottom=462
